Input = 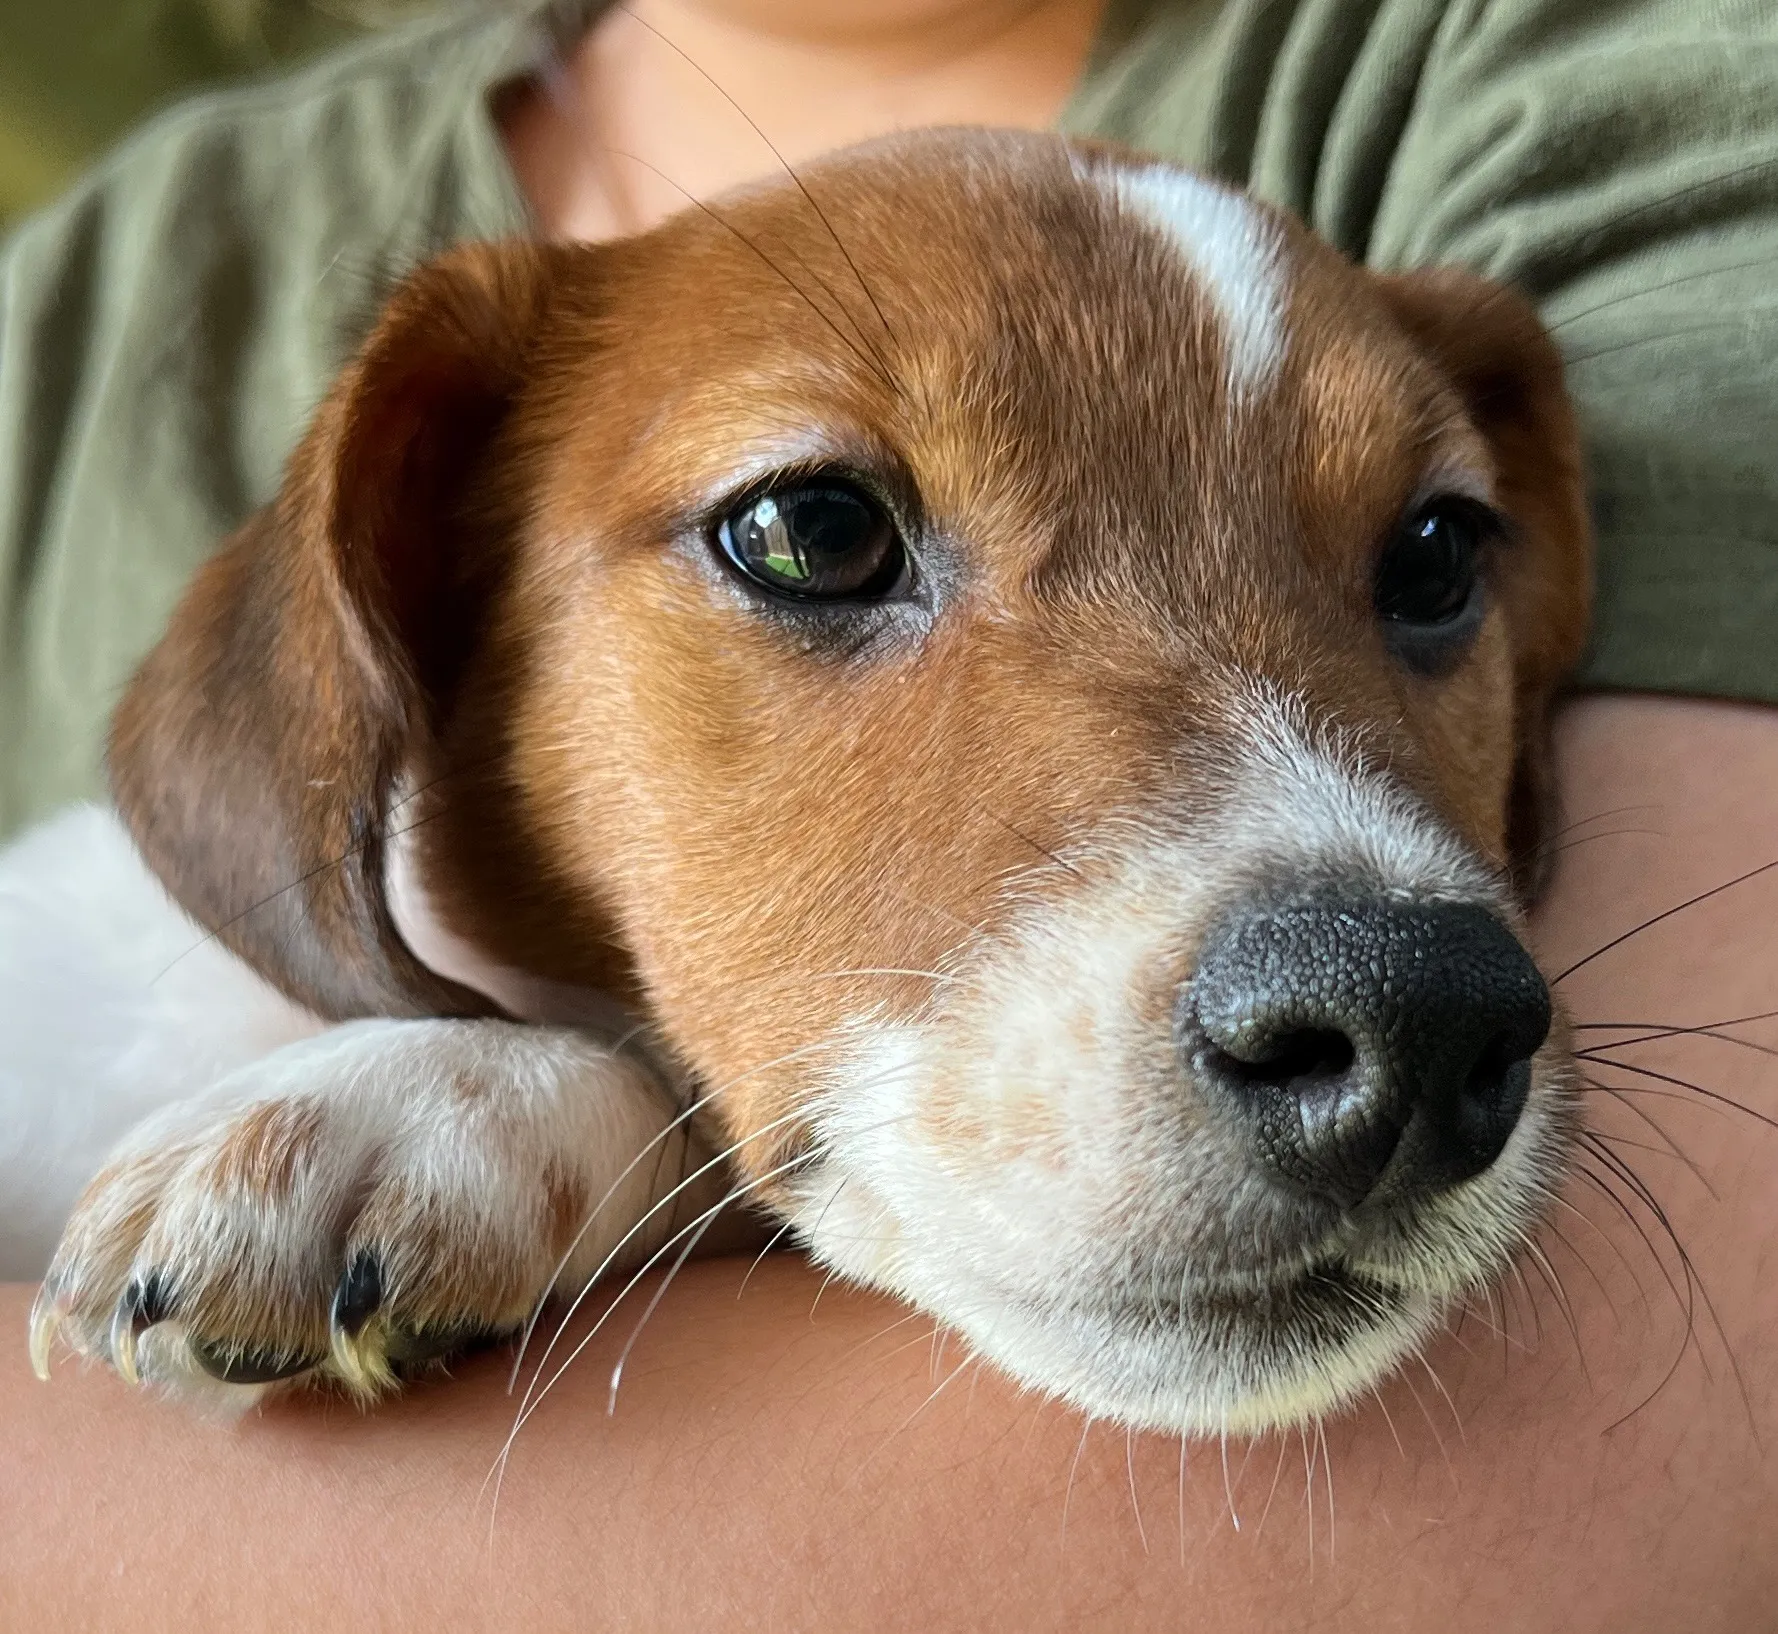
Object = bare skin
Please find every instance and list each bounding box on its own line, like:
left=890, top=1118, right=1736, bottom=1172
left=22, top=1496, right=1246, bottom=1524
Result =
left=4, top=694, right=1775, bottom=1630
left=6, top=2, right=1776, bottom=1624
left=502, top=0, right=1111, bottom=240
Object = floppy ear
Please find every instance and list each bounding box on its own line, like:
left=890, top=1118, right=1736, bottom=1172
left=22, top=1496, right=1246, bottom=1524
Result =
left=110, top=241, right=582, bottom=1021
left=1372, top=268, right=1594, bottom=902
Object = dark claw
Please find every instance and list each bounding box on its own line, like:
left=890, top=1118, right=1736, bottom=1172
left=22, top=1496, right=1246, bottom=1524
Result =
left=189, top=1338, right=321, bottom=1385
left=331, top=1249, right=384, bottom=1340
left=124, top=1271, right=174, bottom=1328
left=385, top=1322, right=506, bottom=1370
left=110, top=1272, right=176, bottom=1383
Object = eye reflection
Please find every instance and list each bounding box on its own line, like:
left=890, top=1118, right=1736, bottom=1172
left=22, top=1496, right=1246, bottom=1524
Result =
left=717, top=482, right=905, bottom=601
left=1375, top=499, right=1490, bottom=626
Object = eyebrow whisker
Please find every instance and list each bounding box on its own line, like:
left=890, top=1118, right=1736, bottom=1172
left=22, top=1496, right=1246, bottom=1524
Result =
left=611, top=4, right=903, bottom=363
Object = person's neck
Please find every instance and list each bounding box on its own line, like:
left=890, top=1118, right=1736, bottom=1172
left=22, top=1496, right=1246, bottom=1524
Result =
left=502, top=0, right=1110, bottom=242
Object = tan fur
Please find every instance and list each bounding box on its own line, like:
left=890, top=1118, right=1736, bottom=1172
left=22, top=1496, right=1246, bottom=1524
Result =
left=204, top=1099, right=326, bottom=1198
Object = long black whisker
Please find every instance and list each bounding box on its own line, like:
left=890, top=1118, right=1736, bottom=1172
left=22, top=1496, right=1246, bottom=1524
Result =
left=1530, top=824, right=1662, bottom=866
left=596, top=145, right=897, bottom=389
left=1539, top=1217, right=1617, bottom=1315
left=1522, top=1240, right=1586, bottom=1375
left=613, top=5, right=901, bottom=358
left=1562, top=318, right=1765, bottom=367
left=1572, top=1006, right=1778, bottom=1060
left=1545, top=802, right=1659, bottom=839
left=1578, top=1077, right=1718, bottom=1195
left=1571, top=1161, right=1682, bottom=1318
left=1577, top=153, right=1778, bottom=240
left=1580, top=1133, right=1700, bottom=1284
left=1551, top=855, right=1778, bottom=985
left=148, top=794, right=462, bottom=987
left=1585, top=1119, right=1718, bottom=1196
left=1578, top=1052, right=1778, bottom=1135
left=1571, top=1155, right=1700, bottom=1418
left=1576, top=1132, right=1746, bottom=1421
left=1581, top=1139, right=1756, bottom=1436
left=1574, top=1144, right=1701, bottom=1348
left=773, top=234, right=902, bottom=378
left=574, top=92, right=897, bottom=377
left=975, top=801, right=1086, bottom=881
left=1545, top=252, right=1778, bottom=334
left=1549, top=1192, right=1651, bottom=1314
left=1507, top=1257, right=1545, bottom=1350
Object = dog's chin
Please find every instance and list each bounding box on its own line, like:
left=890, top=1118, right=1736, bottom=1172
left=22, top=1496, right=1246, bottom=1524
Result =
left=790, top=1168, right=1459, bottom=1434
left=927, top=1262, right=1447, bottom=1438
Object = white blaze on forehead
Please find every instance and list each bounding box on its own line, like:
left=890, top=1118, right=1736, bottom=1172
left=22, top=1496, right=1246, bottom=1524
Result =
left=1097, top=162, right=1289, bottom=401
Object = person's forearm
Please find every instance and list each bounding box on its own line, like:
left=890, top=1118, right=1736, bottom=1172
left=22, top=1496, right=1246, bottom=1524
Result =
left=4, top=693, right=1776, bottom=1631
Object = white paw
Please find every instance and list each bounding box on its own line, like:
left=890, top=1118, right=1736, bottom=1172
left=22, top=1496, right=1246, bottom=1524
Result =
left=32, top=1019, right=728, bottom=1403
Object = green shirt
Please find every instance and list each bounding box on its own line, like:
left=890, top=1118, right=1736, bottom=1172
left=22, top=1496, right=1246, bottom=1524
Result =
left=0, top=0, right=361, bottom=229
left=3, top=0, right=1775, bottom=839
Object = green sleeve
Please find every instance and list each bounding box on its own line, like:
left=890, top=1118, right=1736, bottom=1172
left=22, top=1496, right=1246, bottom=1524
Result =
left=1072, top=0, right=1778, bottom=702
left=0, top=13, right=529, bottom=842
left=0, top=0, right=361, bottom=229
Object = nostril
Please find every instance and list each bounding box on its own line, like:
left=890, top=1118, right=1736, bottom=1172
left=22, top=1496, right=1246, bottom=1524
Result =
left=1196, top=1021, right=1395, bottom=1210
left=1466, top=1030, right=1529, bottom=1104
left=1184, top=893, right=1552, bottom=1205
left=1206, top=1028, right=1355, bottom=1088
left=1451, top=1028, right=1537, bottom=1171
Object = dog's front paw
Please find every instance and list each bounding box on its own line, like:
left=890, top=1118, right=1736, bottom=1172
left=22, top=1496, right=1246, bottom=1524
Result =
left=31, top=1020, right=718, bottom=1404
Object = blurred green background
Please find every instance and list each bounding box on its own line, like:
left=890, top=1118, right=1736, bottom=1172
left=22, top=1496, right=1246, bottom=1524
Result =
left=0, top=1, right=419, bottom=230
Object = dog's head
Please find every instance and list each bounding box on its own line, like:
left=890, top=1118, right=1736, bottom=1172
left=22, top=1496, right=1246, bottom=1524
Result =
left=112, top=129, right=1590, bottom=1433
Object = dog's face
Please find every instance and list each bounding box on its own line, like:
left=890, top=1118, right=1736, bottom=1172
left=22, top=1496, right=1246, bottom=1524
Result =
left=112, top=130, right=1590, bottom=1433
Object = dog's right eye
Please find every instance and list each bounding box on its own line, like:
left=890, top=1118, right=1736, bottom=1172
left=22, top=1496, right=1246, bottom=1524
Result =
left=716, top=482, right=906, bottom=601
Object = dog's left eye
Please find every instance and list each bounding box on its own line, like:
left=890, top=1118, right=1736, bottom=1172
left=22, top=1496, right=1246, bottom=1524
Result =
left=1373, top=498, right=1498, bottom=670
left=716, top=482, right=906, bottom=601
left=1375, top=501, right=1487, bottom=625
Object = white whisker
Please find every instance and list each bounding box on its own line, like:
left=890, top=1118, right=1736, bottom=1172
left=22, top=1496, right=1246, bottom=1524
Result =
left=606, top=1205, right=725, bottom=1415
left=506, top=1035, right=839, bottom=1391
left=513, top=1102, right=813, bottom=1425
left=484, top=1147, right=819, bottom=1528
left=1126, top=1427, right=1150, bottom=1554
left=1059, top=1413, right=1096, bottom=1554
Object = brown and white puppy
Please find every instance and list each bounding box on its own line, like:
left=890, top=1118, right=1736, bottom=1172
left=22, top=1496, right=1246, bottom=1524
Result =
left=7, top=128, right=1590, bottom=1431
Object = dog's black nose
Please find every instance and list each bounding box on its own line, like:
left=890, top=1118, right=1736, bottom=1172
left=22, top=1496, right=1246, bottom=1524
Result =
left=1184, top=898, right=1551, bottom=1207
